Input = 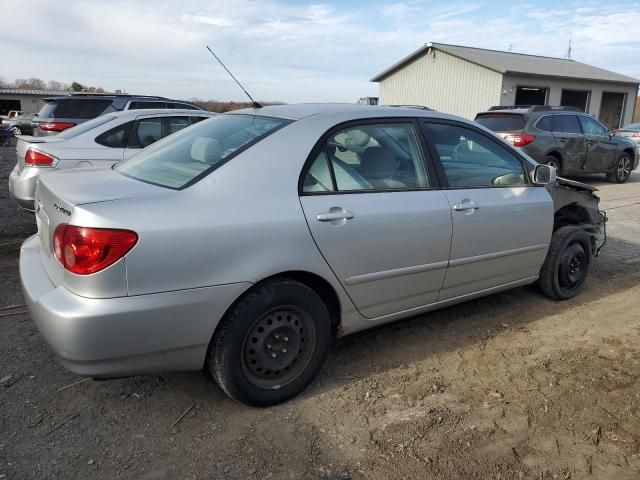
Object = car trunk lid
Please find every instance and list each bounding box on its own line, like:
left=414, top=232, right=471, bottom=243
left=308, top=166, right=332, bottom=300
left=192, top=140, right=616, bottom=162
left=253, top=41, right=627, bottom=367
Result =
left=34, top=168, right=170, bottom=286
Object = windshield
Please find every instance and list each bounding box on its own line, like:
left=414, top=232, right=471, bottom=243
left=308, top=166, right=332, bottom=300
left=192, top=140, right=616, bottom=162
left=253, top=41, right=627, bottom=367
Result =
left=475, top=114, right=525, bottom=132
left=115, top=114, right=290, bottom=189
left=56, top=115, right=116, bottom=139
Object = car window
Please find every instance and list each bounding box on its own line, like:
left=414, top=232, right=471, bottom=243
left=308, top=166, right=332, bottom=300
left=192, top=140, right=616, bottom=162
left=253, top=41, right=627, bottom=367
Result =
left=95, top=121, right=134, bottom=148
left=116, top=114, right=289, bottom=189
left=165, top=116, right=191, bottom=135
left=305, top=123, right=429, bottom=192
left=578, top=116, right=608, bottom=136
left=130, top=118, right=162, bottom=148
left=424, top=123, right=526, bottom=188
left=57, top=115, right=116, bottom=139
left=474, top=114, right=525, bottom=132
left=552, top=115, right=581, bottom=134
left=129, top=101, right=167, bottom=110
left=38, top=99, right=112, bottom=119
left=535, top=116, right=553, bottom=132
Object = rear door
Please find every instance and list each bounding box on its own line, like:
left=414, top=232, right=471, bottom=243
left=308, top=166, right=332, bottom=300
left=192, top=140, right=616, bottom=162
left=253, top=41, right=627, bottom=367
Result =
left=578, top=115, right=618, bottom=171
left=299, top=119, right=452, bottom=319
left=421, top=120, right=554, bottom=301
left=551, top=114, right=586, bottom=173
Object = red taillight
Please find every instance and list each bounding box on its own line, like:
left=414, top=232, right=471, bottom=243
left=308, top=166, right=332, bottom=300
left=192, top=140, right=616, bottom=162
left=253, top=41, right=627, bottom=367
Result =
left=505, top=134, right=536, bottom=147
left=39, top=122, right=76, bottom=132
left=53, top=225, right=138, bottom=275
left=25, top=148, right=56, bottom=166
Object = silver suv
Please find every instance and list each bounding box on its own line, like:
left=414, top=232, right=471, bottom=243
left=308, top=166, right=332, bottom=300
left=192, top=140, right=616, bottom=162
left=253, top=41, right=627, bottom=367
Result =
left=32, top=94, right=203, bottom=137
left=475, top=106, right=638, bottom=183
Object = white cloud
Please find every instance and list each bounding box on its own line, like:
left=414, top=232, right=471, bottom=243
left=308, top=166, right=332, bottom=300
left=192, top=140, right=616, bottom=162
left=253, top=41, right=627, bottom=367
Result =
left=0, top=0, right=638, bottom=102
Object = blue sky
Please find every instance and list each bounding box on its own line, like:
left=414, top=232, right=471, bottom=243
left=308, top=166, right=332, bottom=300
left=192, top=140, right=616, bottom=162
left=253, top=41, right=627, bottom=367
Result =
left=1, top=0, right=639, bottom=102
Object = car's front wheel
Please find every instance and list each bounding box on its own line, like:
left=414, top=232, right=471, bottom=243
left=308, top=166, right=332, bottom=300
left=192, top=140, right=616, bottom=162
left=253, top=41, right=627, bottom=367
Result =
left=539, top=226, right=591, bottom=300
left=606, top=153, right=633, bottom=183
left=208, top=279, right=332, bottom=406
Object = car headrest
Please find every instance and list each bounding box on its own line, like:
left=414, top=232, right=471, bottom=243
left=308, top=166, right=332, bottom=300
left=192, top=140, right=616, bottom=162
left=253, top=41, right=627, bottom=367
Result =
left=191, top=137, right=222, bottom=164
left=360, top=146, right=396, bottom=179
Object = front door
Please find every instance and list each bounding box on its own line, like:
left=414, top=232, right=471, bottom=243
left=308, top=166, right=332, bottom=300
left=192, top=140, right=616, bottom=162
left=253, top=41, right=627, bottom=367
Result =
left=421, top=120, right=554, bottom=301
left=551, top=114, right=586, bottom=174
left=578, top=115, right=618, bottom=171
left=299, top=120, right=452, bottom=319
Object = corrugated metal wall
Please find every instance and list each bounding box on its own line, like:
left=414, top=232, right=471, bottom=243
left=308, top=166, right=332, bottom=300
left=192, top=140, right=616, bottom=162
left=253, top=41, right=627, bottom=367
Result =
left=378, top=49, right=503, bottom=119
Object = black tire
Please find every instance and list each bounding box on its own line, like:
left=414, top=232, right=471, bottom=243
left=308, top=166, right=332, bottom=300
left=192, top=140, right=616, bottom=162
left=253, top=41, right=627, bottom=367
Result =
left=208, top=279, right=331, bottom=406
left=539, top=226, right=591, bottom=300
left=544, top=155, right=563, bottom=176
left=606, top=153, right=633, bottom=184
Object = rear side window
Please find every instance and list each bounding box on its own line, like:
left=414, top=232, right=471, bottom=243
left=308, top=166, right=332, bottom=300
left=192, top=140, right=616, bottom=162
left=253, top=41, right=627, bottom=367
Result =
left=169, top=102, right=200, bottom=110
left=475, top=114, right=525, bottom=132
left=95, top=121, right=134, bottom=148
left=535, top=116, right=553, bottom=132
left=553, top=115, right=581, bottom=134
left=38, top=99, right=112, bottom=119
left=116, top=114, right=289, bottom=189
left=129, top=101, right=167, bottom=110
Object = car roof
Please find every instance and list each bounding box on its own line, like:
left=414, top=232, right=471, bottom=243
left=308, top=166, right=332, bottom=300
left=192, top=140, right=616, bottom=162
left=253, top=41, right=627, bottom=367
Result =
left=227, top=103, right=457, bottom=121
left=105, top=109, right=216, bottom=119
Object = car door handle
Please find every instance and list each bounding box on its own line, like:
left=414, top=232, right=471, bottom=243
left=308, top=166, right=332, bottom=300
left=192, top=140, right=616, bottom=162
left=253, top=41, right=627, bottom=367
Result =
left=317, top=211, right=355, bottom=222
left=453, top=202, right=480, bottom=212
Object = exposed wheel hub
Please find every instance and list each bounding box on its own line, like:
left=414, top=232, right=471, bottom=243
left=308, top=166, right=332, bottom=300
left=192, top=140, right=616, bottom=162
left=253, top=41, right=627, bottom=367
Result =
left=242, top=307, right=315, bottom=388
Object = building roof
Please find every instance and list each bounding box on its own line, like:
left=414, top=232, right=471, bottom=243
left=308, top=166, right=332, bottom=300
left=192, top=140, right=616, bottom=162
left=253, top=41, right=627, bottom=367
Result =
left=371, top=42, right=639, bottom=85
left=0, top=87, right=72, bottom=96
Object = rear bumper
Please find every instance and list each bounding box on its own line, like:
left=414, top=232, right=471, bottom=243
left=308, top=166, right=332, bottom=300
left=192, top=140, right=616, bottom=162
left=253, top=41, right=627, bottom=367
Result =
left=20, top=235, right=250, bottom=377
left=9, top=164, right=40, bottom=211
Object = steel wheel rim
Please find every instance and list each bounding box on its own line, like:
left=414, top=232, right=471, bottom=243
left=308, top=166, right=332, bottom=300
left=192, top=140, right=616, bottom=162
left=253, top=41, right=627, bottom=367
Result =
left=558, top=241, right=587, bottom=290
left=617, top=156, right=631, bottom=181
left=241, top=306, right=316, bottom=389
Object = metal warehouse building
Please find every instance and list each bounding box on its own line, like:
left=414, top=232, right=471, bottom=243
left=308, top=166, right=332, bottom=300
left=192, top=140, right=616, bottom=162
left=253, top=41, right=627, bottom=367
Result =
left=371, top=43, right=639, bottom=129
left=0, top=88, right=69, bottom=116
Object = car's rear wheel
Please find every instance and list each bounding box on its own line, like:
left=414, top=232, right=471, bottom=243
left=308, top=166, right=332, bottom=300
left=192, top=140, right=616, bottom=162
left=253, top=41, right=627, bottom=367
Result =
left=10, top=126, right=22, bottom=136
left=606, top=153, right=632, bottom=183
left=539, top=226, right=591, bottom=300
left=208, top=279, right=331, bottom=406
left=544, top=156, right=563, bottom=176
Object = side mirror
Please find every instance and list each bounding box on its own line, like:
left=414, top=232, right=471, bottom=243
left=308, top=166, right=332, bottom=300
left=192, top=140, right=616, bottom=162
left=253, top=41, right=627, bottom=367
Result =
left=533, top=164, right=556, bottom=185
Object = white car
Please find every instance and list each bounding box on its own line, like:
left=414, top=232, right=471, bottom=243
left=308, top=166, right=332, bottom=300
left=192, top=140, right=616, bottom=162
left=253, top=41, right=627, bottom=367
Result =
left=8, top=109, right=216, bottom=210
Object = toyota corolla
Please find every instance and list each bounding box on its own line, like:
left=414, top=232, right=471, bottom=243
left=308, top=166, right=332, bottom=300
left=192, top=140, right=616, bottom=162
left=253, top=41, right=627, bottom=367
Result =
left=20, top=104, right=606, bottom=406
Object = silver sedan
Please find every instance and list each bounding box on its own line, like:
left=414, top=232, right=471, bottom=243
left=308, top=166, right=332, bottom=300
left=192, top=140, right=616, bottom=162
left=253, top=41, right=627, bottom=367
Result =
left=9, top=109, right=216, bottom=210
left=20, top=104, right=606, bottom=406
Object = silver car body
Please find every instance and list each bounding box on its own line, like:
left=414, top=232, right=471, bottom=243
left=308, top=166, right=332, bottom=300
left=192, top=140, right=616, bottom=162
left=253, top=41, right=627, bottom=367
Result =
left=9, top=109, right=216, bottom=210
left=19, top=104, right=603, bottom=378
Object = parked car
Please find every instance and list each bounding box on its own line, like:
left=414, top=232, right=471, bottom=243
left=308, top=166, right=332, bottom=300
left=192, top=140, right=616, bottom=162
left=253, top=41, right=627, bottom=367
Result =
left=32, top=94, right=204, bottom=137
left=475, top=106, right=638, bottom=183
left=0, top=125, right=11, bottom=147
left=1, top=112, right=37, bottom=136
left=9, top=109, right=215, bottom=210
left=613, top=123, right=640, bottom=150
left=20, top=104, right=606, bottom=406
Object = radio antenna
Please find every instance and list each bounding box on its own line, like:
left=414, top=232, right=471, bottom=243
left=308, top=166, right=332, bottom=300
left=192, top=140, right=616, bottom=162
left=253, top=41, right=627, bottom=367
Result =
left=206, top=45, right=261, bottom=108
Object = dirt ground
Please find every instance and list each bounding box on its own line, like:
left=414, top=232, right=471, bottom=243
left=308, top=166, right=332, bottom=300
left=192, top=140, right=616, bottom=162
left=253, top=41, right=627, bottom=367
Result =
left=1, top=145, right=640, bottom=480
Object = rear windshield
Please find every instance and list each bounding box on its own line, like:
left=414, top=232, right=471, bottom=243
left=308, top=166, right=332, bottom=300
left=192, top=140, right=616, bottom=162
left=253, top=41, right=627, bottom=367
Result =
left=38, top=99, right=112, bottom=119
left=115, top=114, right=290, bottom=189
left=56, top=115, right=116, bottom=139
left=475, top=114, right=525, bottom=132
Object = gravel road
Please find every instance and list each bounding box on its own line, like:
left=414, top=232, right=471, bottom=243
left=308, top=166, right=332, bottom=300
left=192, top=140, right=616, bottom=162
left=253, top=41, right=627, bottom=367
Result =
left=1, top=146, right=640, bottom=479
